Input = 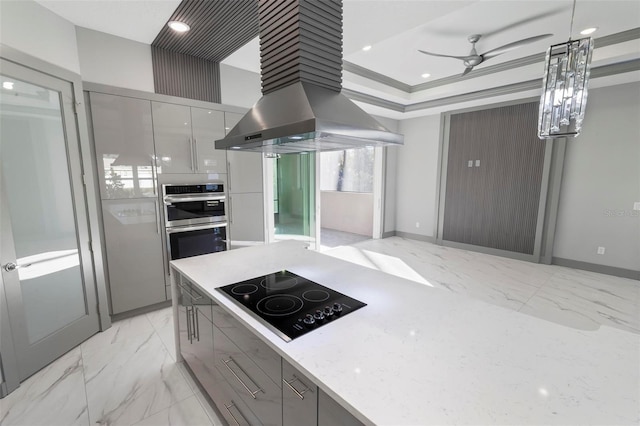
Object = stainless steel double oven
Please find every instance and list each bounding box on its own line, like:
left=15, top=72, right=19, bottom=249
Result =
left=163, top=183, right=227, bottom=261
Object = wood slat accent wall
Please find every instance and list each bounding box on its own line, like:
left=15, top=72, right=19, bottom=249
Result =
left=443, top=102, right=545, bottom=254
left=152, top=0, right=258, bottom=62
left=152, top=47, right=221, bottom=103
left=259, top=0, right=343, bottom=94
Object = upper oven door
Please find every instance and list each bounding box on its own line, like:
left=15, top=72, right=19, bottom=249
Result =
left=164, top=195, right=226, bottom=227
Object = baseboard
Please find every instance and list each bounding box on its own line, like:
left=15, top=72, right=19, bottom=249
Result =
left=552, top=257, right=640, bottom=281
left=381, top=231, right=396, bottom=239
left=394, top=231, right=437, bottom=244
left=110, top=300, right=172, bottom=322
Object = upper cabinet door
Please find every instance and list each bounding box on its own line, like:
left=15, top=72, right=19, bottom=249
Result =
left=191, top=107, right=226, bottom=174
left=224, top=112, right=243, bottom=136
left=90, top=92, right=156, bottom=199
left=152, top=102, right=193, bottom=174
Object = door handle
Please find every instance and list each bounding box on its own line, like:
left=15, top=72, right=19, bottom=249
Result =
left=190, top=138, right=195, bottom=172
left=3, top=262, right=31, bottom=272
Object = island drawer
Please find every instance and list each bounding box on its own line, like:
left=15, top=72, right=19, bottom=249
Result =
left=178, top=277, right=213, bottom=322
left=212, top=366, right=263, bottom=426
left=214, top=326, right=282, bottom=426
left=212, top=302, right=282, bottom=386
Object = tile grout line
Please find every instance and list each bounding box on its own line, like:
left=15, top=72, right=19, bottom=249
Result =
left=517, top=270, right=557, bottom=312
left=79, top=343, right=93, bottom=426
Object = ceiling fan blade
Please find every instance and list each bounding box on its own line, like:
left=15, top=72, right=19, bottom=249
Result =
left=418, top=50, right=468, bottom=60
left=483, top=7, right=566, bottom=38
left=461, top=67, right=473, bottom=77
left=482, top=34, right=553, bottom=59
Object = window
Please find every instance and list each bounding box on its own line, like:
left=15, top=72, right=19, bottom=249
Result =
left=320, top=147, right=374, bottom=193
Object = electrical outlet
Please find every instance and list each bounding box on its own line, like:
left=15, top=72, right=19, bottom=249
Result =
left=467, top=160, right=473, bottom=168
left=597, top=246, right=606, bottom=255
left=475, top=160, right=480, bottom=167
left=634, top=202, right=640, bottom=211
left=415, top=222, right=420, bottom=228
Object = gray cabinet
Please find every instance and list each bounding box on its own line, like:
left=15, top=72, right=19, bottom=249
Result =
left=318, top=390, right=364, bottom=426
left=282, top=359, right=317, bottom=426
left=89, top=92, right=156, bottom=199
left=229, top=192, right=265, bottom=243
left=178, top=278, right=216, bottom=398
left=227, top=151, right=264, bottom=194
left=153, top=102, right=228, bottom=175
left=191, top=107, right=227, bottom=173
left=151, top=102, right=193, bottom=174
left=101, top=199, right=165, bottom=314
left=214, top=327, right=282, bottom=426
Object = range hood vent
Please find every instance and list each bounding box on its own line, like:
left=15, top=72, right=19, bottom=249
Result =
left=215, top=0, right=403, bottom=153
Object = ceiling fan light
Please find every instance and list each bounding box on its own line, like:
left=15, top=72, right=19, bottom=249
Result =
left=580, top=27, right=598, bottom=35
left=168, top=21, right=190, bottom=33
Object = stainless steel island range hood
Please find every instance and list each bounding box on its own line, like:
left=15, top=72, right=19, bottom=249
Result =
left=215, top=0, right=403, bottom=154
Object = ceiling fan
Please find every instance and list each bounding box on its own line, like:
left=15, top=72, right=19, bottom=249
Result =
left=419, top=33, right=553, bottom=76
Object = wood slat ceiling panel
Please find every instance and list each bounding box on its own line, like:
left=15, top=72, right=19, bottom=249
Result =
left=152, top=0, right=259, bottom=62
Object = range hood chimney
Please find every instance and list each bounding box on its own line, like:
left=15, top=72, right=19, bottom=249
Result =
left=215, top=0, right=403, bottom=153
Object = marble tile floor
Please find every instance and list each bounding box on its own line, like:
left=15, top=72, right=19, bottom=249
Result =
left=319, top=227, right=371, bottom=249
left=0, top=308, right=224, bottom=426
left=2, top=236, right=638, bottom=425
left=325, top=237, right=640, bottom=334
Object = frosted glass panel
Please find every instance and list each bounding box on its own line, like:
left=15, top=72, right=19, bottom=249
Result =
left=0, top=75, right=86, bottom=343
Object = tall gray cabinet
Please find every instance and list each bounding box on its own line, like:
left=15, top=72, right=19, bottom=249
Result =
left=89, top=93, right=166, bottom=315
left=226, top=112, right=266, bottom=246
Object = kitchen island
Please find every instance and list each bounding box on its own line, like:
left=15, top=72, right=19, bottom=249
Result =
left=170, top=240, right=639, bottom=425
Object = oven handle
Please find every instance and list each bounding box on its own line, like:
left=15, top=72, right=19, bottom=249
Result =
left=163, top=194, right=226, bottom=204
left=165, top=222, right=227, bottom=234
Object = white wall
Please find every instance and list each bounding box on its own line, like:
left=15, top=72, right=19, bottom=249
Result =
left=395, top=114, right=441, bottom=238
left=373, top=116, right=400, bottom=234
left=553, top=82, right=640, bottom=271
left=220, top=64, right=261, bottom=108
left=76, top=27, right=154, bottom=92
left=0, top=0, right=80, bottom=74
left=320, top=191, right=373, bottom=236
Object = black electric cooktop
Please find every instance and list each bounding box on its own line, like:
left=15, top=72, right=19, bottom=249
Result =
left=217, top=270, right=366, bottom=342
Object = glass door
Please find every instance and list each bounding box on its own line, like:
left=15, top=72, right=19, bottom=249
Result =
left=0, top=60, right=100, bottom=381
left=273, top=153, right=317, bottom=247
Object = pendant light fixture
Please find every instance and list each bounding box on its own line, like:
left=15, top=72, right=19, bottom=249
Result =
left=537, top=0, right=594, bottom=139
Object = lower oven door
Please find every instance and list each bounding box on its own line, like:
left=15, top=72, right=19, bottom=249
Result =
left=167, top=223, right=227, bottom=260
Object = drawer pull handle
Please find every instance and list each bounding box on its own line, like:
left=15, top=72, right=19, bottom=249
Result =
left=223, top=357, right=262, bottom=399
left=283, top=375, right=310, bottom=400
left=178, top=283, right=203, bottom=301
left=224, top=402, right=246, bottom=426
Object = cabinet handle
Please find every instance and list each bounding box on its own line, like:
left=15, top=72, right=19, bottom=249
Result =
left=190, top=138, right=195, bottom=172
left=223, top=357, right=263, bottom=399
left=178, top=282, right=203, bottom=301
left=150, top=158, right=157, bottom=195
left=224, top=402, right=246, bottom=426
left=194, top=138, right=199, bottom=172
left=194, top=307, right=200, bottom=341
left=227, top=161, right=231, bottom=191
left=283, top=375, right=311, bottom=400
left=154, top=200, right=160, bottom=234
left=228, top=195, right=233, bottom=224
left=185, top=306, right=192, bottom=344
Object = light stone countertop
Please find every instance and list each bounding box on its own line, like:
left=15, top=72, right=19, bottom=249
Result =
left=170, top=240, right=639, bottom=426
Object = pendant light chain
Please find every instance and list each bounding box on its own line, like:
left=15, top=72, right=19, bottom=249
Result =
left=568, top=0, right=577, bottom=40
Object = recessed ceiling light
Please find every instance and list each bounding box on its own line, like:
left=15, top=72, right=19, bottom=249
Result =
left=421, top=73, right=431, bottom=79
left=362, top=45, right=372, bottom=52
left=3, top=81, right=14, bottom=90
left=580, top=27, right=598, bottom=35
left=168, top=21, right=190, bottom=33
